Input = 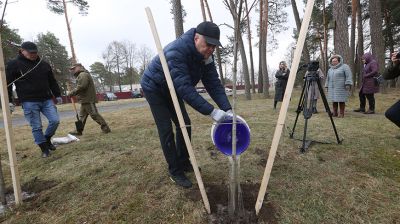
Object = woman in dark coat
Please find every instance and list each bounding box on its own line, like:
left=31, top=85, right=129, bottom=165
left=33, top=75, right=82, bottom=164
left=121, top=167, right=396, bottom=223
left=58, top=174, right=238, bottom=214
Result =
left=354, top=52, right=379, bottom=114
left=274, top=61, right=290, bottom=109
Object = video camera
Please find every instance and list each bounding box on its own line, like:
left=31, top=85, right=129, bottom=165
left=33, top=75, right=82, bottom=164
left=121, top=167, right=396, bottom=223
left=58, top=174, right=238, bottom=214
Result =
left=299, top=60, right=320, bottom=72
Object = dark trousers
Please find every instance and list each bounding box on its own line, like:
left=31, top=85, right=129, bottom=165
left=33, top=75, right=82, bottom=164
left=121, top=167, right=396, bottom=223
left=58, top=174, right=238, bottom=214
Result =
left=79, top=103, right=110, bottom=132
left=143, top=89, right=191, bottom=176
left=385, top=100, right=400, bottom=128
left=359, top=92, right=375, bottom=111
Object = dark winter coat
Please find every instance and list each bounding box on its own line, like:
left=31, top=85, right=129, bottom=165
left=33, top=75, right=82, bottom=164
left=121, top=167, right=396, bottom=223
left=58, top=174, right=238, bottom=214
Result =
left=383, top=61, right=400, bottom=80
left=6, top=54, right=61, bottom=103
left=69, top=70, right=98, bottom=104
left=141, top=28, right=231, bottom=115
left=274, top=68, right=290, bottom=102
left=361, top=53, right=379, bottom=94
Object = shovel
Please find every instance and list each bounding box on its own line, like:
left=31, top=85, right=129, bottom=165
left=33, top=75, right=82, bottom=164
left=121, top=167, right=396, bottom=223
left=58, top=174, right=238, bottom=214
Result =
left=71, top=97, right=84, bottom=132
left=67, top=82, right=84, bottom=132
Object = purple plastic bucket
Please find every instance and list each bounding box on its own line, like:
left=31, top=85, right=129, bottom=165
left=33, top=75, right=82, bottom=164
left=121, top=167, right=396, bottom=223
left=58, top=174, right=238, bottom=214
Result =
left=211, top=116, right=251, bottom=156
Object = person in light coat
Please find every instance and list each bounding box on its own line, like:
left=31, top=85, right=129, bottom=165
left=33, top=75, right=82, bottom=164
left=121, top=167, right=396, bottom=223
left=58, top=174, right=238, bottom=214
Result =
left=325, top=55, right=353, bottom=118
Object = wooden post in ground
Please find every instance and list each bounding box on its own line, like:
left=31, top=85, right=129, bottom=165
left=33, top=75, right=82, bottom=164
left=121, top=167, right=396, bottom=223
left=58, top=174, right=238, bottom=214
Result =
left=0, top=34, right=22, bottom=205
left=254, top=0, right=315, bottom=215
left=145, top=7, right=211, bottom=214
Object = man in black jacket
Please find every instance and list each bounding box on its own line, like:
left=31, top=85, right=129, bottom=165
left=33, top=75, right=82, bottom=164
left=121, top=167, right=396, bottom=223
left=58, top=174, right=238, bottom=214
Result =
left=383, top=51, right=400, bottom=135
left=6, top=41, right=62, bottom=158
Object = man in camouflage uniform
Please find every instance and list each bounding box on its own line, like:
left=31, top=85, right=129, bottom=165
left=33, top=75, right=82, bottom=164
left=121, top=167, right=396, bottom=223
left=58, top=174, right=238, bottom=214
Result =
left=68, top=63, right=111, bottom=135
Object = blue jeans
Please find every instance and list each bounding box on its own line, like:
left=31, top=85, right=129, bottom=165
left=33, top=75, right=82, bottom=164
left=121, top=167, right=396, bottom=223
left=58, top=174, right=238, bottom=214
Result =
left=22, top=99, right=60, bottom=145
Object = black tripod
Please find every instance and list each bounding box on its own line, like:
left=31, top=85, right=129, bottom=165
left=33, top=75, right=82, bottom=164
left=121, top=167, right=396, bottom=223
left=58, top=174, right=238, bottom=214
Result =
left=289, top=68, right=342, bottom=153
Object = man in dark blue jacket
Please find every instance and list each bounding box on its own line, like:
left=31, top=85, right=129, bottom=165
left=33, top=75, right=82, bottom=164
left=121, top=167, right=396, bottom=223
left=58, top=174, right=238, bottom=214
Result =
left=6, top=41, right=62, bottom=158
left=141, top=21, right=232, bottom=188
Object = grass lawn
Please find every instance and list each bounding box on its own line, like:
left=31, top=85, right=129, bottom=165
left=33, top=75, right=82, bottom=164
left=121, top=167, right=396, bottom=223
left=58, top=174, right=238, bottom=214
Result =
left=0, top=89, right=399, bottom=223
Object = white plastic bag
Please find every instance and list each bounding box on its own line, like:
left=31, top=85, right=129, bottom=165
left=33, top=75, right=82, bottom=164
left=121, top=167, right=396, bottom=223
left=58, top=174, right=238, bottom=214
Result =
left=51, top=134, right=80, bottom=145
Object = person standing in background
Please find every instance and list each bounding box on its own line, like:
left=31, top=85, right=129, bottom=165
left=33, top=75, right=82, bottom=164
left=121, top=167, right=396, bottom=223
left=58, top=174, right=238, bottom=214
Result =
left=6, top=41, right=62, bottom=158
left=354, top=52, right=379, bottom=114
left=68, top=63, right=111, bottom=136
left=325, top=55, right=353, bottom=118
left=274, top=61, right=290, bottom=110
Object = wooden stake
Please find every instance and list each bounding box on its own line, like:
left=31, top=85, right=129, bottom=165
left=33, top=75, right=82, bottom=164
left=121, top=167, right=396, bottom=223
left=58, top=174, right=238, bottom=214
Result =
left=255, top=0, right=316, bottom=215
left=0, top=34, right=22, bottom=204
left=145, top=7, right=211, bottom=214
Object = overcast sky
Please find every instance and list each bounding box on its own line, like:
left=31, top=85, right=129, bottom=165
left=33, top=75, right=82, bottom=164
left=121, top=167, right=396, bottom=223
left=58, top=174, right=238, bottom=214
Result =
left=4, top=0, right=299, bottom=75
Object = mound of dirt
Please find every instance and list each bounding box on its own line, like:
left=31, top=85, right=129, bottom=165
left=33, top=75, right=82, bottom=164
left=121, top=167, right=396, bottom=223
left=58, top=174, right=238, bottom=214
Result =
left=186, top=183, right=279, bottom=224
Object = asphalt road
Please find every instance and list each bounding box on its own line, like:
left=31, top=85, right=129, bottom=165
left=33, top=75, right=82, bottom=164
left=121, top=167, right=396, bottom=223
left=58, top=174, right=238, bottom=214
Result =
left=0, top=91, right=237, bottom=128
left=0, top=101, right=149, bottom=128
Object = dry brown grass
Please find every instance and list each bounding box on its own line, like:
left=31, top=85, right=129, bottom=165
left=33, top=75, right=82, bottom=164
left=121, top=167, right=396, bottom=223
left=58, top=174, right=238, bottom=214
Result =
left=0, top=89, right=399, bottom=223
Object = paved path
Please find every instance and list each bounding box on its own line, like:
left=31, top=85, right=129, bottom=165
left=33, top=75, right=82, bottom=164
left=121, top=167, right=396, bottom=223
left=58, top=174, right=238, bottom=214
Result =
left=0, top=101, right=149, bottom=128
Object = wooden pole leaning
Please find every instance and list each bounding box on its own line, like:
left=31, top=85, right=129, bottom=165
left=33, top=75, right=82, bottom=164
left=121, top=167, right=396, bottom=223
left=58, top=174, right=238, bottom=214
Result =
left=145, top=7, right=211, bottom=214
left=254, top=0, right=316, bottom=215
left=0, top=35, right=22, bottom=204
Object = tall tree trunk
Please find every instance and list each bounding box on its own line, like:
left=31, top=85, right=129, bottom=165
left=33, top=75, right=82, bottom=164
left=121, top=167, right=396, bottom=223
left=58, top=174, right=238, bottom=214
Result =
left=322, top=0, right=328, bottom=73
left=368, top=0, right=386, bottom=92
left=172, top=0, right=184, bottom=38
left=333, top=0, right=350, bottom=63
left=258, top=0, right=264, bottom=93
left=356, top=0, right=364, bottom=88
left=368, top=0, right=385, bottom=73
left=117, top=56, right=122, bottom=92
left=238, top=33, right=252, bottom=100
left=350, top=0, right=357, bottom=95
left=245, top=0, right=256, bottom=93
left=381, top=0, right=396, bottom=88
left=200, top=0, right=207, bottom=21
left=226, top=0, right=251, bottom=99
left=262, top=0, right=269, bottom=98
left=62, top=0, right=77, bottom=64
left=204, top=0, right=225, bottom=86
left=290, top=0, right=310, bottom=64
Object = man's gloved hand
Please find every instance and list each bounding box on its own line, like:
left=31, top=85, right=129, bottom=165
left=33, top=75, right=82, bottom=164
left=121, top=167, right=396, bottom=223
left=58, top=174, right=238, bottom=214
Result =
left=226, top=109, right=233, bottom=116
left=56, top=97, right=63, bottom=105
left=210, top=109, right=229, bottom=123
left=9, top=102, right=15, bottom=113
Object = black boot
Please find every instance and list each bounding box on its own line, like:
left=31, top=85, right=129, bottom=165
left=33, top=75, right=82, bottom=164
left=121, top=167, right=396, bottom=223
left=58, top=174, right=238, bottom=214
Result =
left=38, top=142, right=51, bottom=158
left=45, top=136, right=56, bottom=151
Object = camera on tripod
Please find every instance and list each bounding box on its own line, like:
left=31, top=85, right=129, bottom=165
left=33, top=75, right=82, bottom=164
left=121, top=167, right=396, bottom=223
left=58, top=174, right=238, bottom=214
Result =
left=300, top=60, right=320, bottom=72
left=299, top=61, right=320, bottom=81
left=290, top=60, right=342, bottom=152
